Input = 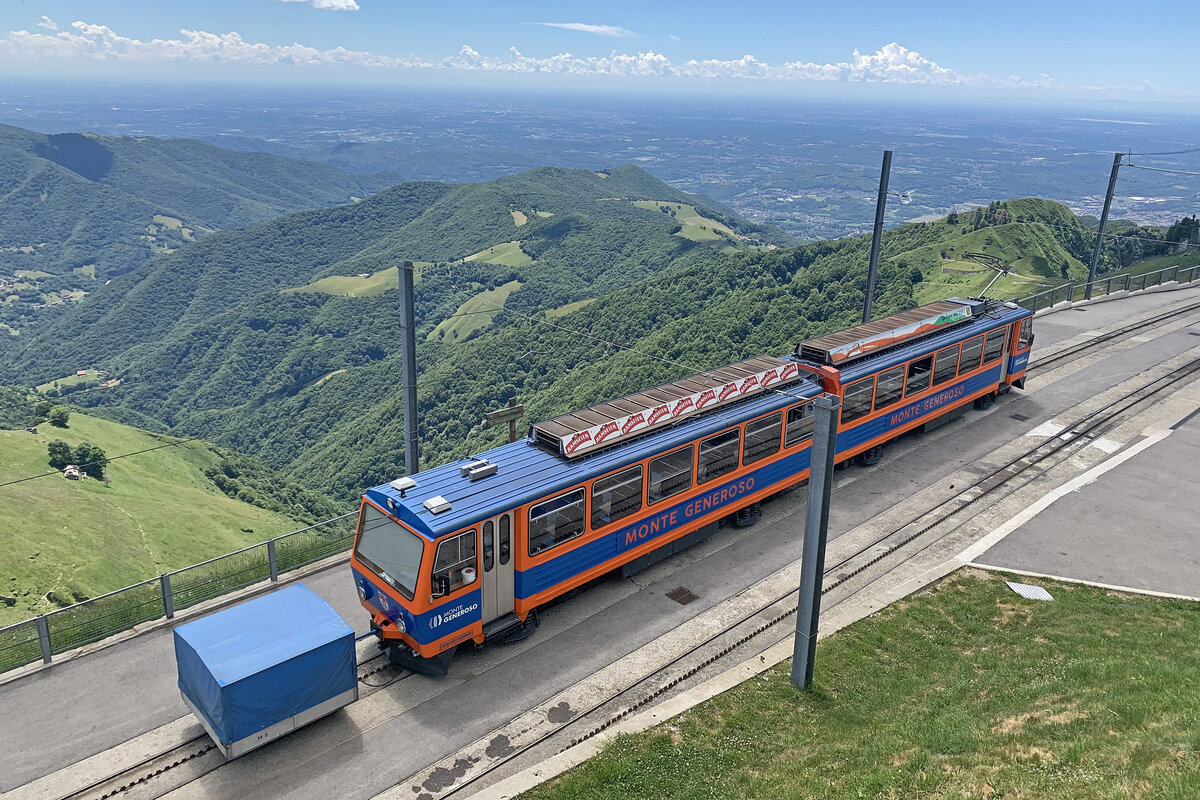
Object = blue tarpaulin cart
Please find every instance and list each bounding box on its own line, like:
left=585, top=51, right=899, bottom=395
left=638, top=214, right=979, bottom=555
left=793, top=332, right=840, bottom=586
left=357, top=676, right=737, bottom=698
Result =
left=173, top=584, right=358, bottom=758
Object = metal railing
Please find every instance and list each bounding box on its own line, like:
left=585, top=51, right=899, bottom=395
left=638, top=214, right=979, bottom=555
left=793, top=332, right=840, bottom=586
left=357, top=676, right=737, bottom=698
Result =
left=3, top=261, right=1198, bottom=677
left=0, top=512, right=356, bottom=675
left=1015, top=263, right=1200, bottom=313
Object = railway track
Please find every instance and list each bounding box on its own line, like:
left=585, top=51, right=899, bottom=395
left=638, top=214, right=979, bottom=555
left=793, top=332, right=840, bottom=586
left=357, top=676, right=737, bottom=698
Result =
left=400, top=348, right=1200, bottom=800
left=46, top=299, right=1200, bottom=800
left=53, top=649, right=412, bottom=800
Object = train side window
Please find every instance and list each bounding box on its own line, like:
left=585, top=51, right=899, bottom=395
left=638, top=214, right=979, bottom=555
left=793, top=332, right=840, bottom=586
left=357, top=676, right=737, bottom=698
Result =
left=528, top=489, right=586, bottom=556
left=905, top=355, right=933, bottom=397
left=958, top=336, right=984, bottom=375
left=874, top=365, right=906, bottom=410
left=841, top=377, right=875, bottom=424
left=1018, top=318, right=1033, bottom=349
left=743, top=413, right=782, bottom=465
left=592, top=466, right=644, bottom=529
left=482, top=521, right=494, bottom=573
left=933, top=345, right=960, bottom=386
left=432, top=529, right=477, bottom=592
left=499, top=515, right=511, bottom=566
left=699, top=429, right=741, bottom=484
left=648, top=446, right=693, bottom=505
left=785, top=402, right=815, bottom=446
left=983, top=329, right=1006, bottom=364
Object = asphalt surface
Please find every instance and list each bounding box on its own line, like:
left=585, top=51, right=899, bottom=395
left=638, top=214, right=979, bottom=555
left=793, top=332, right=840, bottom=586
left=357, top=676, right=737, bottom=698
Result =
left=3, top=285, right=1200, bottom=797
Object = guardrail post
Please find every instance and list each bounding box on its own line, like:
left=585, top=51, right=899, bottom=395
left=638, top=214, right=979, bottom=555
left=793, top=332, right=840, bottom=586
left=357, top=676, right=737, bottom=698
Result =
left=36, top=615, right=52, bottom=664
left=160, top=573, right=174, bottom=619
left=268, top=539, right=279, bottom=582
left=1125, top=274, right=1132, bottom=292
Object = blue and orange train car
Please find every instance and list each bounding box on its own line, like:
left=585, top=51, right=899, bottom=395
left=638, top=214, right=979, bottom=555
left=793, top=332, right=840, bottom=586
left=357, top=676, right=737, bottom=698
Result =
left=350, top=297, right=1033, bottom=674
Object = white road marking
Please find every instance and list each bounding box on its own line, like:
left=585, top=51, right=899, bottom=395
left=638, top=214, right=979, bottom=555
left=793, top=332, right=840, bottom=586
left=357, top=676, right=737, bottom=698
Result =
left=1027, top=421, right=1064, bottom=438
left=954, top=429, right=1172, bottom=564
left=1090, top=437, right=1121, bottom=454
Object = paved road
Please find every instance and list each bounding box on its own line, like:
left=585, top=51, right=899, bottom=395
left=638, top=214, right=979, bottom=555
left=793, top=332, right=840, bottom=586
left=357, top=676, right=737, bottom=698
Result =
left=4, top=285, right=1200, bottom=796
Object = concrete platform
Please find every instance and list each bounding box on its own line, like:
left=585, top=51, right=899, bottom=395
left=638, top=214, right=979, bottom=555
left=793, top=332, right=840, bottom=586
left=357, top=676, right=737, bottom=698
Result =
left=971, top=407, right=1200, bottom=597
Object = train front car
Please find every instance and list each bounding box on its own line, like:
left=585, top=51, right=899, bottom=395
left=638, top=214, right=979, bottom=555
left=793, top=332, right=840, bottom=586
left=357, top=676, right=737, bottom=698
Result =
left=351, top=483, right=486, bottom=676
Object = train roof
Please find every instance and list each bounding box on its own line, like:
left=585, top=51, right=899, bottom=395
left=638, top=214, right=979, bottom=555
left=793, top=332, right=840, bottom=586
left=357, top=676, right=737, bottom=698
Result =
left=833, top=298, right=1030, bottom=382
left=365, top=372, right=824, bottom=541
left=364, top=297, right=1031, bottom=541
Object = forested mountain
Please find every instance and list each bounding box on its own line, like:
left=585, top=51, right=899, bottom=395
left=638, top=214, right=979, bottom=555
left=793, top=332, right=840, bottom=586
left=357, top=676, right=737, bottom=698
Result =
left=1, top=184, right=1098, bottom=502
left=0, top=123, right=398, bottom=339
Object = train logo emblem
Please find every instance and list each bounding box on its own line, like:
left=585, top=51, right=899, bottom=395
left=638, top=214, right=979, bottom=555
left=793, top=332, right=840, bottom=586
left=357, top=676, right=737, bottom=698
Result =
left=378, top=593, right=389, bottom=612
left=429, top=602, right=479, bottom=629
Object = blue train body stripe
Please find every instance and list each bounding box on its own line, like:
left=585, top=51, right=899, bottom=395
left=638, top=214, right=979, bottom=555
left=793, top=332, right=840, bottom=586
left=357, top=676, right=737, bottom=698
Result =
left=513, top=368, right=997, bottom=600
left=353, top=566, right=482, bottom=646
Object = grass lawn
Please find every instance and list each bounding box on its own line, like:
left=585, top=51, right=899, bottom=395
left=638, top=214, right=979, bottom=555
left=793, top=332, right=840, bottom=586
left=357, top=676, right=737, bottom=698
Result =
left=511, top=210, right=529, bottom=226
left=35, top=369, right=108, bottom=393
left=463, top=240, right=534, bottom=267
left=633, top=201, right=740, bottom=251
left=1119, top=249, right=1200, bottom=278
left=0, top=413, right=309, bottom=625
left=428, top=280, right=523, bottom=342
left=546, top=298, right=598, bottom=319
left=281, top=262, right=434, bottom=298
left=524, top=570, right=1200, bottom=800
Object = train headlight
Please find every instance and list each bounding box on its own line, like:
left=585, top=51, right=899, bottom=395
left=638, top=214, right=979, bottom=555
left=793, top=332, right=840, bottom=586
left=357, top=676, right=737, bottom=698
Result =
left=357, top=578, right=374, bottom=602
left=396, top=616, right=407, bottom=634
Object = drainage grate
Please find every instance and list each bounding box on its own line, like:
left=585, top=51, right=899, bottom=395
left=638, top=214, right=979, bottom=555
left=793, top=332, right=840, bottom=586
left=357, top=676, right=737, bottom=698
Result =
left=1006, top=581, right=1054, bottom=601
left=1010, top=413, right=1030, bottom=422
left=666, top=586, right=700, bottom=606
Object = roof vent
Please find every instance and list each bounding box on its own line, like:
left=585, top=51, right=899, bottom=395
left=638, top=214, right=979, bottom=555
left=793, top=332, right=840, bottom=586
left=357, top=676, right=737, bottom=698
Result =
left=460, top=458, right=498, bottom=481
left=390, top=476, right=417, bottom=498
left=423, top=496, right=451, bottom=514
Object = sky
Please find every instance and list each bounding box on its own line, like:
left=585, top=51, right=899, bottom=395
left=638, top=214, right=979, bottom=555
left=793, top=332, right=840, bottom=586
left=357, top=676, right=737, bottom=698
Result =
left=0, top=0, right=1197, bottom=103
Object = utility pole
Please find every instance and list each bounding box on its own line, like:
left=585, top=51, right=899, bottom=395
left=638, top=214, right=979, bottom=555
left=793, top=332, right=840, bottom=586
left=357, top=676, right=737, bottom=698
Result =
left=485, top=398, right=526, bottom=443
left=792, top=394, right=841, bottom=689
left=863, top=150, right=893, bottom=324
left=1085, top=152, right=1123, bottom=300
left=397, top=261, right=420, bottom=475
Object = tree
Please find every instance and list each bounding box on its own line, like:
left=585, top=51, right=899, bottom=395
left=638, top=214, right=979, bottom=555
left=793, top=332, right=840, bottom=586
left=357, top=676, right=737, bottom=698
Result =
left=48, top=406, right=70, bottom=428
left=47, top=440, right=71, bottom=469
left=79, top=444, right=108, bottom=479
left=35, top=400, right=53, bottom=417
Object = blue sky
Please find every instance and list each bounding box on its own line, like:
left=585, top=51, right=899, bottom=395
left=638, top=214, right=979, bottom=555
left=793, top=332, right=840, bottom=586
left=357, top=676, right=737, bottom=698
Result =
left=1, top=0, right=1196, bottom=102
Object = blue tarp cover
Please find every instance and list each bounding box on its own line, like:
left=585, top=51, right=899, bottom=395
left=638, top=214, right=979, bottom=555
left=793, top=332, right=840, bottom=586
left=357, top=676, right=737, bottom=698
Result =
left=174, top=583, right=356, bottom=745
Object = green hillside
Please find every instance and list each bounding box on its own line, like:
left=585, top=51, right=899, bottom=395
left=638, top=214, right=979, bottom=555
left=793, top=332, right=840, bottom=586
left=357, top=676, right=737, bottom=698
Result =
left=0, top=188, right=1112, bottom=503
left=0, top=404, right=341, bottom=624
left=0, top=123, right=398, bottom=342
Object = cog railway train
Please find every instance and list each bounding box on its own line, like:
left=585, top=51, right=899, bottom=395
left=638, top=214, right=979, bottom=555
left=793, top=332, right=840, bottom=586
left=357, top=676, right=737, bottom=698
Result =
left=351, top=297, right=1034, bottom=674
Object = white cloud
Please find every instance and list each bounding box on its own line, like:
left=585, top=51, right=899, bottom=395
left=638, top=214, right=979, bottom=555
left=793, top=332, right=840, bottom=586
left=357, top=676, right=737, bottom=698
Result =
left=533, top=23, right=636, bottom=38
left=669, top=34, right=680, bottom=43
left=0, top=21, right=426, bottom=67
left=0, top=23, right=1083, bottom=91
left=278, top=0, right=360, bottom=10
left=37, top=16, right=57, bottom=31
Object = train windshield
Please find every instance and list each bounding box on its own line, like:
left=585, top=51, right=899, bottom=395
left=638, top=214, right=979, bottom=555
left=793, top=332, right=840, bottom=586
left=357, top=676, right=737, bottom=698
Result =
left=355, top=503, right=424, bottom=600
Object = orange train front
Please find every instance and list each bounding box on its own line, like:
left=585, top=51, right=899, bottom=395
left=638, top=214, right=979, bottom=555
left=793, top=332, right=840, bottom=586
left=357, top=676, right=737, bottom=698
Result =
left=350, top=297, right=1033, bottom=675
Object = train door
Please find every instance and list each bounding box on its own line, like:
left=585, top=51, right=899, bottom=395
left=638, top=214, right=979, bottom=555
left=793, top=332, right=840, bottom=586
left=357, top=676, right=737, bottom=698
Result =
left=480, top=512, right=515, bottom=624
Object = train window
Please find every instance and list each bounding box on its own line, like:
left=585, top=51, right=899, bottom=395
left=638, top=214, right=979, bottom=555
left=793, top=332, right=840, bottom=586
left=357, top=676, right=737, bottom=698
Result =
left=983, top=329, right=1006, bottom=364
left=785, top=402, right=815, bottom=446
left=354, top=503, right=423, bottom=600
left=841, top=378, right=874, bottom=424
left=905, top=356, right=933, bottom=397
left=592, top=466, right=644, bottom=529
left=432, top=530, right=477, bottom=593
left=958, top=336, right=984, bottom=375
left=699, top=429, right=741, bottom=484
left=743, top=413, right=782, bottom=465
left=933, top=345, right=960, bottom=386
left=1018, top=318, right=1033, bottom=350
left=874, top=365, right=906, bottom=410
left=649, top=446, right=694, bottom=505
left=529, top=489, right=586, bottom=556
left=499, top=515, right=511, bottom=566
left=482, top=521, right=494, bottom=573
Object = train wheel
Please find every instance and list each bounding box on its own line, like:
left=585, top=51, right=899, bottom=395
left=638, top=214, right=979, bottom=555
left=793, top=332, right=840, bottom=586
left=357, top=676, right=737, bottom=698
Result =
left=857, top=445, right=883, bottom=466
left=974, top=392, right=996, bottom=410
